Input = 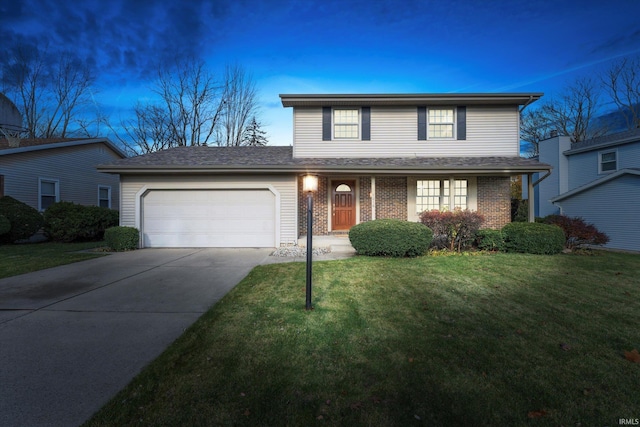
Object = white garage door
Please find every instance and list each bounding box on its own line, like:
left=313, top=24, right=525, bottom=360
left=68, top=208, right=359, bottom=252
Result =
left=142, top=189, right=276, bottom=247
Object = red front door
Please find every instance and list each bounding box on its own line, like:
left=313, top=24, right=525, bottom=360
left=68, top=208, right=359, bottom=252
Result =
left=332, top=180, right=356, bottom=230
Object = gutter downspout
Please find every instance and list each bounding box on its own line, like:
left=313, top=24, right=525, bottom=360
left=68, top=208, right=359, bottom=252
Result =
left=527, top=169, right=552, bottom=222
left=519, top=95, right=536, bottom=113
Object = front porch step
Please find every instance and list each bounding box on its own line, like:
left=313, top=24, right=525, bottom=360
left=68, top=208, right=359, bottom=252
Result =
left=297, top=235, right=356, bottom=254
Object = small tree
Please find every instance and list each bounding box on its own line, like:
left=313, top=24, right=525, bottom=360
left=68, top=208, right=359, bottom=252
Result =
left=419, top=208, right=485, bottom=252
left=241, top=116, right=268, bottom=146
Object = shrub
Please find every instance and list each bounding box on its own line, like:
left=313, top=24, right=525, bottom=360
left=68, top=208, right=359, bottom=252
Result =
left=540, top=215, right=609, bottom=249
left=43, top=201, right=119, bottom=242
left=348, top=219, right=432, bottom=257
left=104, top=226, right=139, bottom=251
left=502, top=222, right=565, bottom=255
left=419, top=208, right=485, bottom=252
left=0, top=196, right=44, bottom=244
left=512, top=199, right=529, bottom=222
left=476, top=229, right=505, bottom=252
left=0, top=215, right=11, bottom=236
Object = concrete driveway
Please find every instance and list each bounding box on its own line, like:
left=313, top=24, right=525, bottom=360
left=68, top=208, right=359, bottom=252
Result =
left=0, top=247, right=272, bottom=427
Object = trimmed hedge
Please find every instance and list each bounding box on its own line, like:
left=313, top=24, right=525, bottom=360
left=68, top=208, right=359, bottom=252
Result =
left=0, top=196, right=44, bottom=244
left=502, top=222, right=565, bottom=255
left=104, top=226, right=139, bottom=251
left=0, top=215, right=11, bottom=236
left=476, top=229, right=505, bottom=252
left=43, top=201, right=119, bottom=242
left=348, top=219, right=433, bottom=257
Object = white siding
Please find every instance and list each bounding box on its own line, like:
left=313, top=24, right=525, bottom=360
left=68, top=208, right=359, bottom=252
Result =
left=292, top=105, right=520, bottom=158
left=555, top=174, right=640, bottom=251
left=0, top=144, right=122, bottom=211
left=120, top=174, right=297, bottom=246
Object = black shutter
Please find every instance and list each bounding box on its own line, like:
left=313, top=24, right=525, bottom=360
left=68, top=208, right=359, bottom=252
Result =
left=417, top=106, right=427, bottom=140
left=322, top=107, right=332, bottom=141
left=457, top=106, right=466, bottom=140
left=361, top=107, right=370, bottom=140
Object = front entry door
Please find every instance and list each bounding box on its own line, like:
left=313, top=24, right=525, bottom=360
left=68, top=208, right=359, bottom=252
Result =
left=332, top=180, right=356, bottom=230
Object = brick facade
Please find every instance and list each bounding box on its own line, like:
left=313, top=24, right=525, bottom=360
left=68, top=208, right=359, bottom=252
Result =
left=477, top=176, right=511, bottom=229
left=375, top=176, right=407, bottom=220
left=297, top=175, right=329, bottom=236
left=298, top=175, right=510, bottom=236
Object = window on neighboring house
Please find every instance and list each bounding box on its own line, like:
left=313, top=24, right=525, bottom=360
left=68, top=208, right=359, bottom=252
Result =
left=416, top=179, right=468, bottom=212
left=334, top=109, right=359, bottom=139
left=98, top=186, right=111, bottom=208
left=39, top=178, right=59, bottom=211
left=428, top=108, right=455, bottom=139
left=599, top=150, right=617, bottom=173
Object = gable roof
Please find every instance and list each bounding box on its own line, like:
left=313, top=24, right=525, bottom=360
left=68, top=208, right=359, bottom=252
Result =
left=550, top=168, right=640, bottom=202
left=565, top=128, right=640, bottom=155
left=0, top=137, right=127, bottom=158
left=98, top=145, right=551, bottom=175
left=280, top=93, right=543, bottom=107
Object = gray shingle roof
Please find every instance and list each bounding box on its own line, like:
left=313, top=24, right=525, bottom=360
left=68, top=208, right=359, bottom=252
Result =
left=566, top=128, right=640, bottom=154
left=98, top=145, right=550, bottom=174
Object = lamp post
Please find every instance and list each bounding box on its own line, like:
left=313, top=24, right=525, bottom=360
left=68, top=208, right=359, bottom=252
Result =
left=302, top=174, right=318, bottom=310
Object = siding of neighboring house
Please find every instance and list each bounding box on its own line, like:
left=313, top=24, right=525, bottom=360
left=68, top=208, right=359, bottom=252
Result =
left=568, top=141, right=640, bottom=189
left=0, top=144, right=122, bottom=210
left=120, top=174, right=298, bottom=246
left=554, top=174, right=640, bottom=251
left=293, top=105, right=520, bottom=158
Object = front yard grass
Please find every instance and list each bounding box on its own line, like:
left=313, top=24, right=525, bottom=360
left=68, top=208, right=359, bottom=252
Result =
left=86, top=252, right=640, bottom=426
left=0, top=241, right=107, bottom=279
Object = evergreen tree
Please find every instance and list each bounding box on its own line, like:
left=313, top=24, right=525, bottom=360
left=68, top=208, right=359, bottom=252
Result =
left=241, top=116, right=268, bottom=146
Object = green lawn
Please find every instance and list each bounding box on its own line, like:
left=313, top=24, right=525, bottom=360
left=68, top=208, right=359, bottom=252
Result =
left=86, top=252, right=640, bottom=426
left=0, top=241, right=107, bottom=279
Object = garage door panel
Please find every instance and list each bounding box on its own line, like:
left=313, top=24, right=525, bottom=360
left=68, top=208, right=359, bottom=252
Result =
left=142, top=189, right=275, bottom=248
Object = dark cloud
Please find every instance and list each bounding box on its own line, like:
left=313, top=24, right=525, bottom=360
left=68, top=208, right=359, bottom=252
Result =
left=1, top=0, right=235, bottom=84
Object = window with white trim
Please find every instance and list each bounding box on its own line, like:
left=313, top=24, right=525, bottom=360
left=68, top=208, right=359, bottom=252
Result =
left=98, top=186, right=111, bottom=208
left=334, top=109, right=359, bottom=139
left=428, top=108, right=455, bottom=139
left=416, top=179, right=467, bottom=212
left=39, top=178, right=59, bottom=211
left=599, top=150, right=616, bottom=173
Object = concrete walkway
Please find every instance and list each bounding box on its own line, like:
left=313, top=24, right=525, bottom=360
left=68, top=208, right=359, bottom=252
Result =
left=0, top=248, right=272, bottom=427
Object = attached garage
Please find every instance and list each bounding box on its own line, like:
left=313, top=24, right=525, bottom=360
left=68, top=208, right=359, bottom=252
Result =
left=142, top=189, right=276, bottom=248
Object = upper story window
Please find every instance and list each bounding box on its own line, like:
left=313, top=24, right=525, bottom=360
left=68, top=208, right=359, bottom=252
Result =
left=428, top=108, right=455, bottom=139
left=599, top=150, right=617, bottom=173
left=98, top=186, right=111, bottom=208
left=334, top=109, right=359, bottom=139
left=416, top=179, right=467, bottom=212
left=39, top=178, right=59, bottom=211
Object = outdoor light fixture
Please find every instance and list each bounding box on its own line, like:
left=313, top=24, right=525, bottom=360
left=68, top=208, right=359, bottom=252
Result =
left=303, top=174, right=318, bottom=310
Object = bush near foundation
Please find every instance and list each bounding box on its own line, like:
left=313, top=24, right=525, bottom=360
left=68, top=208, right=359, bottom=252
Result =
left=419, top=208, right=484, bottom=252
left=539, top=215, right=609, bottom=249
left=475, top=229, right=505, bottom=252
left=0, top=196, right=44, bottom=244
left=349, top=219, right=433, bottom=257
left=43, top=201, right=119, bottom=242
left=0, top=215, right=11, bottom=236
left=502, top=222, right=565, bottom=255
left=104, top=226, right=139, bottom=251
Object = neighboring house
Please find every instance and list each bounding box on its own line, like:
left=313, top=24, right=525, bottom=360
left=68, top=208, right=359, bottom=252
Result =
left=98, top=93, right=551, bottom=248
left=534, top=128, right=640, bottom=251
left=0, top=138, right=126, bottom=212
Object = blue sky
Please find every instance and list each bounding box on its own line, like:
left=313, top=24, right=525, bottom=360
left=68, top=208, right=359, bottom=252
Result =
left=2, top=0, right=640, bottom=146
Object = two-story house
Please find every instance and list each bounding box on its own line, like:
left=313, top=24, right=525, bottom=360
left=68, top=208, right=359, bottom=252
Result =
left=534, top=128, right=640, bottom=251
left=98, top=93, right=551, bottom=248
left=1, top=137, right=126, bottom=212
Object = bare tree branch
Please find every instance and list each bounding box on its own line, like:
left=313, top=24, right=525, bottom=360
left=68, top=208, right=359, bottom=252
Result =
left=602, top=56, right=640, bottom=129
